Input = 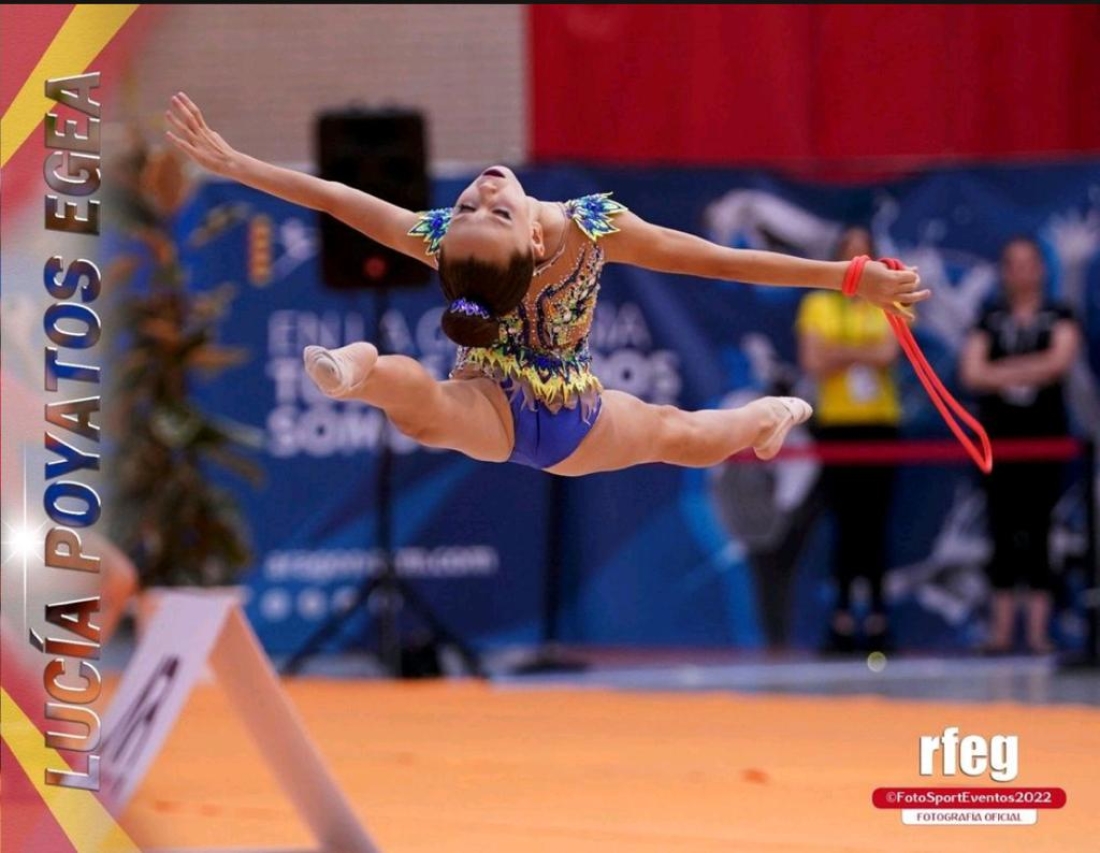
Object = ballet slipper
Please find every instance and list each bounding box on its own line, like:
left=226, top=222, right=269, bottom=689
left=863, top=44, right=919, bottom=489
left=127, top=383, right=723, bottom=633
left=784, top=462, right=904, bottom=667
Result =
left=303, top=342, right=378, bottom=398
left=753, top=396, right=813, bottom=461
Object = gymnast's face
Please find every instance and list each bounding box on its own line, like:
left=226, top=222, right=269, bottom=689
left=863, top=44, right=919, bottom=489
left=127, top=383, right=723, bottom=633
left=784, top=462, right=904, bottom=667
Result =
left=1000, top=239, right=1045, bottom=302
left=443, top=166, right=542, bottom=265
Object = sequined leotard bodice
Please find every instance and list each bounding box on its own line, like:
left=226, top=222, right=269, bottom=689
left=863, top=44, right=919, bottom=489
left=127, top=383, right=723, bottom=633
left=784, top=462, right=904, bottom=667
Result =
left=409, top=193, right=628, bottom=414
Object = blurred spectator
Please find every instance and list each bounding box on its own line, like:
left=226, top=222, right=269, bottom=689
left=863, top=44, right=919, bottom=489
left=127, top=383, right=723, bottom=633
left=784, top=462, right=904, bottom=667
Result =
left=960, top=236, right=1081, bottom=655
left=796, top=226, right=901, bottom=654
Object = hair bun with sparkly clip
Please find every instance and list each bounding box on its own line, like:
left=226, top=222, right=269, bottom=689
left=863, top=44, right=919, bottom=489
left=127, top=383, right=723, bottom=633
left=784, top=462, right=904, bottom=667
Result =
left=448, top=297, right=492, bottom=320
left=441, top=296, right=500, bottom=348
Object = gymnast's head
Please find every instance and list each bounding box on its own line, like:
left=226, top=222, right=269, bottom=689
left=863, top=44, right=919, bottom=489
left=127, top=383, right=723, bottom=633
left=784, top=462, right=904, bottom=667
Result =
left=437, top=166, right=539, bottom=348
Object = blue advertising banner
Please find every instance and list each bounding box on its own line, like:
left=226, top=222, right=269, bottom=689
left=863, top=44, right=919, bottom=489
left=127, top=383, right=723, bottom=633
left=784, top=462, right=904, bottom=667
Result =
left=134, top=163, right=1099, bottom=655
left=138, top=181, right=554, bottom=657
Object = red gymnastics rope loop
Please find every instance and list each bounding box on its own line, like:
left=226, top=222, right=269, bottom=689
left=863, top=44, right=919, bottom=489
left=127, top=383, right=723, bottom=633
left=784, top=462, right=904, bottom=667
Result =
left=842, top=254, right=870, bottom=297
left=849, top=256, right=994, bottom=474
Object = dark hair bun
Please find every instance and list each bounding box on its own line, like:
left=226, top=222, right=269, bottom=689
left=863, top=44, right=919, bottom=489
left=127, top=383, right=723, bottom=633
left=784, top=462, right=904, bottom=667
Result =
left=437, top=251, right=534, bottom=348
left=441, top=303, right=500, bottom=347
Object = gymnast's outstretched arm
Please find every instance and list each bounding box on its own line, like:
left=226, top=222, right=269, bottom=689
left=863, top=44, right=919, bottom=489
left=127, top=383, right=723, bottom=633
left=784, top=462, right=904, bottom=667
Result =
left=602, top=211, right=930, bottom=320
left=164, top=92, right=428, bottom=263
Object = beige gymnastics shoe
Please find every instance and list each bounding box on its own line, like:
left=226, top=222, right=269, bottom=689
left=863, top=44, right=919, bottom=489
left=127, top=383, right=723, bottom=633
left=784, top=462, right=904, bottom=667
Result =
left=752, top=396, right=813, bottom=461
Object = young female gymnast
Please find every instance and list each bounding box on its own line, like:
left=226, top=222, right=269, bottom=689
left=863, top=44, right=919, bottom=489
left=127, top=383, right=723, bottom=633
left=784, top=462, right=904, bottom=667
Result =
left=166, top=93, right=928, bottom=476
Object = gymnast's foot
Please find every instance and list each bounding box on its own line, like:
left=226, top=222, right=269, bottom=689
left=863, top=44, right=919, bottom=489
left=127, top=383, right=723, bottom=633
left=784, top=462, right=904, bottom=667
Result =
left=752, top=396, right=813, bottom=461
left=303, top=342, right=378, bottom=399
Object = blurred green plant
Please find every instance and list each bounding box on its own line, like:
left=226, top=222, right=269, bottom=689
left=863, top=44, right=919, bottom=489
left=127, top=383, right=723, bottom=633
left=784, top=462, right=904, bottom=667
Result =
left=104, top=132, right=263, bottom=589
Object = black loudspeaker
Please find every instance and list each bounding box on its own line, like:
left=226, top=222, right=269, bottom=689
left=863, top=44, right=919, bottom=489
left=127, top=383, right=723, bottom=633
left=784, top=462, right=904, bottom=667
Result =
left=315, top=109, right=431, bottom=289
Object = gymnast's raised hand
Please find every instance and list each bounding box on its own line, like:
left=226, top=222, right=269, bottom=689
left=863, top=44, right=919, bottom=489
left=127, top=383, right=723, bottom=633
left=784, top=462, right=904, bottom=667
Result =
left=166, top=92, right=929, bottom=476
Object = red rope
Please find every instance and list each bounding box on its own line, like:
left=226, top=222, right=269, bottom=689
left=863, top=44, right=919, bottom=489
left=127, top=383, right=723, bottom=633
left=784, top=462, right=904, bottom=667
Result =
left=841, top=254, right=869, bottom=297
left=863, top=257, right=994, bottom=474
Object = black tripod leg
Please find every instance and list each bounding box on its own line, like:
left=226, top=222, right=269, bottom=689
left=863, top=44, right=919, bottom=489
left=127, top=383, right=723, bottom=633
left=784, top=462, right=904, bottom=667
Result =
left=395, top=579, right=484, bottom=677
left=281, top=576, right=380, bottom=676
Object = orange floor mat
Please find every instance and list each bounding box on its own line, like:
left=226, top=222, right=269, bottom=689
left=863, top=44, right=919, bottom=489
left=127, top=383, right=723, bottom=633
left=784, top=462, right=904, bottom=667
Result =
left=118, top=679, right=1099, bottom=852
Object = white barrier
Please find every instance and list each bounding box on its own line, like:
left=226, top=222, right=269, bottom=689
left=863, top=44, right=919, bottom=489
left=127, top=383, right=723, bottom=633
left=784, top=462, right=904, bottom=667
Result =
left=100, top=590, right=381, bottom=853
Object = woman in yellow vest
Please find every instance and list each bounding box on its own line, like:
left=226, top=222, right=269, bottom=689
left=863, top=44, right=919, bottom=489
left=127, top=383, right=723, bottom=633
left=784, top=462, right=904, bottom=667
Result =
left=796, top=226, right=902, bottom=654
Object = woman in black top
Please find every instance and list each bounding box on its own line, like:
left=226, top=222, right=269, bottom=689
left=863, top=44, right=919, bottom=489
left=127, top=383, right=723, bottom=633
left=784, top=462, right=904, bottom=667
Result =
left=960, top=237, right=1081, bottom=654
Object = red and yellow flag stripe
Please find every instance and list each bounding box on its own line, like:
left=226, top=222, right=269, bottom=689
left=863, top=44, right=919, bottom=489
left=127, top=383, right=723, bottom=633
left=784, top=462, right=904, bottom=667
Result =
left=2, top=687, right=141, bottom=853
left=2, top=7, right=146, bottom=847
left=1, top=5, right=138, bottom=167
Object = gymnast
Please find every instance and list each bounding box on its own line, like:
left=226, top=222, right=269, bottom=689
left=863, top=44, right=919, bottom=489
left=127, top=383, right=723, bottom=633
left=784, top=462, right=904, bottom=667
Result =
left=166, top=93, right=928, bottom=475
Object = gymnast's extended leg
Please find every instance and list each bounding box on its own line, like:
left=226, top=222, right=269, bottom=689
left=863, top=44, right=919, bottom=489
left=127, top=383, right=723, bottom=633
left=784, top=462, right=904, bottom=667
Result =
left=546, top=390, right=811, bottom=476
left=303, top=342, right=514, bottom=462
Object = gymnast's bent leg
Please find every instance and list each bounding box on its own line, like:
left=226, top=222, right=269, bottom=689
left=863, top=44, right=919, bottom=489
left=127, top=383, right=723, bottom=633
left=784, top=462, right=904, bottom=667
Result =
left=303, top=342, right=514, bottom=463
left=546, top=390, right=811, bottom=476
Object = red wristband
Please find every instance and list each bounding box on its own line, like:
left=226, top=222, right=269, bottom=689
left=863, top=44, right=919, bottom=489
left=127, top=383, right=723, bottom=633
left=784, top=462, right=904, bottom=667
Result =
left=841, top=254, right=869, bottom=297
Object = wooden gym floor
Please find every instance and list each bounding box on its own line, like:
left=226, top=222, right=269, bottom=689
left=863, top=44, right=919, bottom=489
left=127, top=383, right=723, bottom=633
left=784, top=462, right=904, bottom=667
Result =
left=116, top=678, right=1099, bottom=853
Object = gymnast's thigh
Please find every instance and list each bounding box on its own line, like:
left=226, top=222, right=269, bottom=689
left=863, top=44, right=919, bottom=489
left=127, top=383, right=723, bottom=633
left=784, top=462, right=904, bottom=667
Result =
left=545, top=390, right=674, bottom=476
left=419, top=377, right=515, bottom=463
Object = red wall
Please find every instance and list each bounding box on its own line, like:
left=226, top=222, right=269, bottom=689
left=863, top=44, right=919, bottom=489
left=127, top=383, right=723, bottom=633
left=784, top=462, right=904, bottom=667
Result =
left=530, top=5, right=1100, bottom=176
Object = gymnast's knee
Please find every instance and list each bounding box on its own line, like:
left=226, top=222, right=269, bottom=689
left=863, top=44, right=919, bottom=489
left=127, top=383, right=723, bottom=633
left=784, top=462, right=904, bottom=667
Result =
left=653, top=406, right=724, bottom=466
left=648, top=404, right=690, bottom=455
left=389, top=414, right=445, bottom=445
